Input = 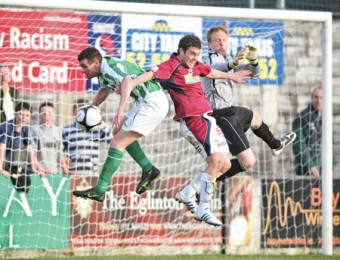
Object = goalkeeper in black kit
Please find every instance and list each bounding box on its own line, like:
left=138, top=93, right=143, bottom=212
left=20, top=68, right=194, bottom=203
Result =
left=201, top=25, right=296, bottom=180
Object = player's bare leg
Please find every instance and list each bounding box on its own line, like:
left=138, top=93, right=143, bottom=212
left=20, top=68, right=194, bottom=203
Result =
left=73, top=130, right=142, bottom=202
left=194, top=152, right=230, bottom=227
left=216, top=148, right=255, bottom=181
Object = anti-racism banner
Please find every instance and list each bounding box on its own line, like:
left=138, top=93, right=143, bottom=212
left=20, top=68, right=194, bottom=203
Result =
left=202, top=18, right=284, bottom=85
left=0, top=10, right=88, bottom=92
left=69, top=175, right=221, bottom=248
left=0, top=174, right=69, bottom=250
left=261, top=179, right=340, bottom=248
left=1, top=9, right=284, bottom=92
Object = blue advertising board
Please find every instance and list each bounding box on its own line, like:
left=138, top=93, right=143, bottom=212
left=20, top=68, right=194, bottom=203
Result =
left=123, top=14, right=201, bottom=70
left=203, top=18, right=284, bottom=85
left=86, top=14, right=122, bottom=91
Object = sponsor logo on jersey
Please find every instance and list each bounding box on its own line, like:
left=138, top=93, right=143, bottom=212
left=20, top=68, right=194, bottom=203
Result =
left=184, top=73, right=201, bottom=84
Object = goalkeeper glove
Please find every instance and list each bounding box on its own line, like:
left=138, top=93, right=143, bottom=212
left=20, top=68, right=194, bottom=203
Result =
left=228, top=46, right=249, bottom=69
left=245, top=44, right=258, bottom=65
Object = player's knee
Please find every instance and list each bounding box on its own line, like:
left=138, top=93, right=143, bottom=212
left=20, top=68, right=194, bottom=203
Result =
left=237, top=149, right=256, bottom=170
left=240, top=153, right=256, bottom=170
left=221, top=159, right=231, bottom=173
left=110, top=137, right=119, bottom=147
left=110, top=137, right=127, bottom=150
left=251, top=110, right=263, bottom=128
left=208, top=153, right=227, bottom=171
left=243, top=157, right=256, bottom=170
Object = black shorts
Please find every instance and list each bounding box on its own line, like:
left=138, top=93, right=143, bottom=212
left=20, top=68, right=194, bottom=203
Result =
left=212, top=106, right=253, bottom=156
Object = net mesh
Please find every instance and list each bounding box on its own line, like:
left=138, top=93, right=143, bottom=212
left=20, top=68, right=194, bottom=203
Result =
left=0, top=3, right=334, bottom=257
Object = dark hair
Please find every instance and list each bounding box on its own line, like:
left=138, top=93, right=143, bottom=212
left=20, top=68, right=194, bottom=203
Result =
left=177, top=35, right=202, bottom=53
left=73, top=98, right=89, bottom=111
left=39, top=101, right=54, bottom=113
left=15, top=102, right=32, bottom=113
left=78, top=47, right=102, bottom=63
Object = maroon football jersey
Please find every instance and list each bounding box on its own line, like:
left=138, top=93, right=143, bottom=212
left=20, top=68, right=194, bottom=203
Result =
left=150, top=53, right=212, bottom=120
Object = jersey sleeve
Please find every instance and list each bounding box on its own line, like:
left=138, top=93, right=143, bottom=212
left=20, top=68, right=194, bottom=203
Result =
left=197, top=61, right=212, bottom=77
left=99, top=57, right=129, bottom=89
left=234, top=63, right=260, bottom=78
left=149, top=61, right=173, bottom=80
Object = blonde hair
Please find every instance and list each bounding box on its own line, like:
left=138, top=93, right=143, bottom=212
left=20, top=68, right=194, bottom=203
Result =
left=206, top=25, right=228, bottom=42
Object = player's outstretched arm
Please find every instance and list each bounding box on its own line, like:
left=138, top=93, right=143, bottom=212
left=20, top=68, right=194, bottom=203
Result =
left=132, top=71, right=155, bottom=86
left=207, top=68, right=251, bottom=84
left=114, top=71, right=156, bottom=131
left=92, top=87, right=110, bottom=107
left=114, top=76, right=134, bottom=129
left=227, top=70, right=252, bottom=83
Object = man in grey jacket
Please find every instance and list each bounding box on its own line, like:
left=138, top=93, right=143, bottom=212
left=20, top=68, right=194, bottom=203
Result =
left=202, top=25, right=296, bottom=180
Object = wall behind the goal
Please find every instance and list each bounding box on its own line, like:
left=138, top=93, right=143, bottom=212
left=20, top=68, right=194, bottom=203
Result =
left=0, top=2, right=339, bottom=257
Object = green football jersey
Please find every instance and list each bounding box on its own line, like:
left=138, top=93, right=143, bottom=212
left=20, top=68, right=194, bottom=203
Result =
left=99, top=56, right=161, bottom=101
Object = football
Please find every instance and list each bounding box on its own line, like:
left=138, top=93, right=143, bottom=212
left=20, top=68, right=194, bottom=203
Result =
left=76, top=104, right=103, bottom=131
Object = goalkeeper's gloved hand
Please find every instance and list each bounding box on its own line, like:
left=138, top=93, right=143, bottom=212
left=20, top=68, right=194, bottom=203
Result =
left=245, top=44, right=258, bottom=65
left=228, top=46, right=249, bottom=69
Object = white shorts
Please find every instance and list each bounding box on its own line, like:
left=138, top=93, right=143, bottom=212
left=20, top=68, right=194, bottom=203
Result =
left=179, top=114, right=229, bottom=159
left=123, top=90, right=170, bottom=136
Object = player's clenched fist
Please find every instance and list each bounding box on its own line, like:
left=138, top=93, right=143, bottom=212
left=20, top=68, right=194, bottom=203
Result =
left=228, top=46, right=249, bottom=69
left=245, top=44, right=258, bottom=65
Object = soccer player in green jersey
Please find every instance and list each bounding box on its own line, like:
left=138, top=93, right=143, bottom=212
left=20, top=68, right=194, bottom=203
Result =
left=73, top=47, right=170, bottom=201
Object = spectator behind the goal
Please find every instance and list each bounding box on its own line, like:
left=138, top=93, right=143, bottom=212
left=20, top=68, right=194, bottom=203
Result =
left=292, top=87, right=322, bottom=177
left=30, top=102, right=63, bottom=174
left=61, top=98, right=111, bottom=175
left=0, top=63, right=18, bottom=123
left=201, top=25, right=296, bottom=182
left=0, top=102, right=46, bottom=193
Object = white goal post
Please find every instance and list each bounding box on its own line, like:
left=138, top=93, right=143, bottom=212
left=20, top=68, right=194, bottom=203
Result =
left=0, top=0, right=333, bottom=256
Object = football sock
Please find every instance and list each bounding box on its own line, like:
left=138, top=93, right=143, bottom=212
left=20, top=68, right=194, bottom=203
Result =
left=252, top=121, right=281, bottom=149
left=126, top=141, right=153, bottom=173
left=216, top=159, right=246, bottom=181
left=95, top=148, right=124, bottom=194
left=182, top=170, right=203, bottom=197
left=198, top=172, right=215, bottom=208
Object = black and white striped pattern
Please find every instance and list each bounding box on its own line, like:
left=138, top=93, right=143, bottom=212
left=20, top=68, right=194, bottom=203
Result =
left=62, top=122, right=111, bottom=175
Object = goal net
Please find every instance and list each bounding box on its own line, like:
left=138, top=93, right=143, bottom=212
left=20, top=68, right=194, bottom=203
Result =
left=0, top=0, right=334, bottom=257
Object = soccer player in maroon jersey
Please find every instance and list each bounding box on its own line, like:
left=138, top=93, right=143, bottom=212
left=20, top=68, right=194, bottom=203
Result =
left=117, top=34, right=251, bottom=226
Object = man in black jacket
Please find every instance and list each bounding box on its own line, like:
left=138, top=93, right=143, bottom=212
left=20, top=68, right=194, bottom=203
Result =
left=292, top=87, right=322, bottom=176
